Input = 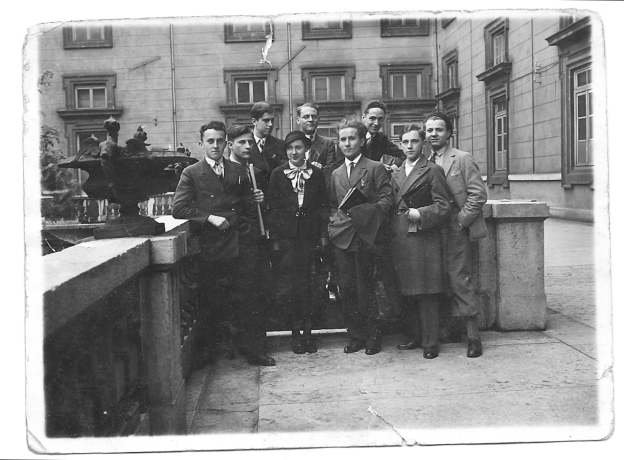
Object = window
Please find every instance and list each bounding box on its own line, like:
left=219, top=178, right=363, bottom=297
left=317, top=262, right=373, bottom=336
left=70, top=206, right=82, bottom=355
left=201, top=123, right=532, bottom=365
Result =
left=573, top=67, right=593, bottom=166
left=493, top=32, right=506, bottom=66
left=484, top=18, right=509, bottom=69
left=224, top=21, right=271, bottom=42
left=75, top=86, right=107, bottom=109
left=301, top=66, right=355, bottom=102
left=302, top=18, right=352, bottom=39
left=57, top=74, right=123, bottom=163
left=390, top=73, right=421, bottom=99
left=220, top=68, right=281, bottom=130
left=441, top=50, right=459, bottom=91
left=546, top=15, right=592, bottom=187
left=235, top=80, right=267, bottom=104
left=300, top=66, right=360, bottom=127
left=379, top=64, right=432, bottom=100
left=59, top=74, right=118, bottom=114
left=316, top=125, right=338, bottom=141
left=493, top=99, right=508, bottom=171
left=63, top=24, right=113, bottom=49
left=380, top=17, right=429, bottom=37
left=312, top=75, right=345, bottom=101
left=448, top=114, right=459, bottom=149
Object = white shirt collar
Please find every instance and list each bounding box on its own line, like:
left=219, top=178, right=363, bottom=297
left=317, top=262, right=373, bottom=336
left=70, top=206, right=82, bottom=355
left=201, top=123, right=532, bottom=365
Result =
left=432, top=144, right=448, bottom=156
left=205, top=156, right=223, bottom=168
left=254, top=134, right=265, bottom=145
left=345, top=154, right=362, bottom=167
left=288, top=160, right=307, bottom=170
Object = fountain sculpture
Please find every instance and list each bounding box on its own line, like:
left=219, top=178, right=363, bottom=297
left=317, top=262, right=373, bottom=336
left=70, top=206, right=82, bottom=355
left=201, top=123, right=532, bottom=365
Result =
left=58, top=117, right=197, bottom=239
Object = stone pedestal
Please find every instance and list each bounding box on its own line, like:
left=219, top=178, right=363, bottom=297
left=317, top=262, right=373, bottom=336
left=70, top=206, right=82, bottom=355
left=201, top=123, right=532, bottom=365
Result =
left=478, top=200, right=550, bottom=331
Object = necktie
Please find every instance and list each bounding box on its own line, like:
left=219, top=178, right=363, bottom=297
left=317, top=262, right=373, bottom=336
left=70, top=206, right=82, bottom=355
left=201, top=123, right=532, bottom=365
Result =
left=213, top=162, right=223, bottom=178
left=347, top=161, right=355, bottom=179
left=258, top=138, right=265, bottom=152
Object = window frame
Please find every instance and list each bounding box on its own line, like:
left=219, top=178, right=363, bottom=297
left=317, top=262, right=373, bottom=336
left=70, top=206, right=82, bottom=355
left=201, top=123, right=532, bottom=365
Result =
left=59, top=74, right=117, bottom=115
left=572, top=66, right=593, bottom=167
left=379, top=63, right=432, bottom=101
left=312, top=75, right=346, bottom=102
left=301, top=66, right=355, bottom=102
left=546, top=15, right=592, bottom=188
left=302, top=19, right=352, bottom=40
left=484, top=18, right=509, bottom=70
left=63, top=24, right=113, bottom=49
left=380, top=17, right=430, bottom=37
left=485, top=84, right=510, bottom=187
left=224, top=20, right=272, bottom=43
left=493, top=97, right=508, bottom=172
left=235, top=79, right=268, bottom=105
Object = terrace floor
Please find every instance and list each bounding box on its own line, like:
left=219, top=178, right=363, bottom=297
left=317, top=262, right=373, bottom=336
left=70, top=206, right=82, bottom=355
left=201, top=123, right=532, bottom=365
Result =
left=183, top=218, right=610, bottom=448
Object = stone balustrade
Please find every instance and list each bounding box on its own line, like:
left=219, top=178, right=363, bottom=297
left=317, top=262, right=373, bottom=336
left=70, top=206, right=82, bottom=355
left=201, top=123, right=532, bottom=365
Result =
left=38, top=200, right=549, bottom=438
left=41, top=217, right=191, bottom=437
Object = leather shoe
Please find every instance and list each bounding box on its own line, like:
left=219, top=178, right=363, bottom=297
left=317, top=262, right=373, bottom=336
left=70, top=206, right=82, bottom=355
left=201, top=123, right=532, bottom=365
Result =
left=305, top=336, right=318, bottom=353
left=423, top=346, right=439, bottom=359
left=292, top=337, right=306, bottom=355
left=247, top=353, right=276, bottom=366
left=365, top=346, right=381, bottom=355
left=343, top=343, right=364, bottom=353
left=467, top=339, right=483, bottom=358
left=396, top=340, right=420, bottom=350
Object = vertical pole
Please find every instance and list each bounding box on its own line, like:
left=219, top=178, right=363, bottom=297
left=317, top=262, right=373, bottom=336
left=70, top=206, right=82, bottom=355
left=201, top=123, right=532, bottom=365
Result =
left=287, top=22, right=294, bottom=132
left=170, top=24, right=178, bottom=150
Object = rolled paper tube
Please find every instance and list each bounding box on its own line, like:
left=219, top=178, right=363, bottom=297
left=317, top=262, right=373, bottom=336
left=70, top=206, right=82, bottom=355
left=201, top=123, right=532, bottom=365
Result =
left=248, top=163, right=265, bottom=236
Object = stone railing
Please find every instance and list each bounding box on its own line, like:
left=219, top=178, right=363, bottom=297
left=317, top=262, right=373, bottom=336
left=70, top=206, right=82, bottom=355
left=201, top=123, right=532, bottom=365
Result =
left=40, top=217, right=197, bottom=437
left=42, top=193, right=175, bottom=224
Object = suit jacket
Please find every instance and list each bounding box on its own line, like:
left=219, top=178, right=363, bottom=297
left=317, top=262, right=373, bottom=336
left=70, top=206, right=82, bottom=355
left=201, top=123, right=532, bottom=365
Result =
left=328, top=156, right=393, bottom=249
left=389, top=155, right=452, bottom=295
left=307, top=132, right=342, bottom=187
left=249, top=134, right=286, bottom=192
left=171, top=158, right=258, bottom=261
left=266, top=162, right=330, bottom=246
left=439, top=146, right=488, bottom=240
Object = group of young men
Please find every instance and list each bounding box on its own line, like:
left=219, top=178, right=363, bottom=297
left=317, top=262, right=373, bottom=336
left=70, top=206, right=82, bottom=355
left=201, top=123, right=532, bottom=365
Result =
left=172, top=100, right=488, bottom=368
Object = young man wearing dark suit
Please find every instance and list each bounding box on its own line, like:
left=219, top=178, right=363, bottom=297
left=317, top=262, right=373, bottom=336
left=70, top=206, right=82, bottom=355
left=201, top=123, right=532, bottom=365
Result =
left=248, top=102, right=285, bottom=329
left=295, top=102, right=342, bottom=184
left=249, top=101, right=286, bottom=191
left=389, top=125, right=452, bottom=359
left=328, top=119, right=394, bottom=355
left=172, top=120, right=275, bottom=367
left=425, top=112, right=488, bottom=358
left=361, top=100, right=405, bottom=170
left=266, top=131, right=330, bottom=354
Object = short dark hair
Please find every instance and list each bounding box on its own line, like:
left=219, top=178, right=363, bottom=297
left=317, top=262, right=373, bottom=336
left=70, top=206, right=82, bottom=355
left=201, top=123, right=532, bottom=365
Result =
left=338, top=119, right=367, bottom=140
left=363, top=100, right=388, bottom=115
left=199, top=120, right=226, bottom=141
left=399, top=124, right=426, bottom=142
left=250, top=102, right=274, bottom=121
left=227, top=125, right=253, bottom=142
left=296, top=102, right=319, bottom=117
left=425, top=112, right=454, bottom=138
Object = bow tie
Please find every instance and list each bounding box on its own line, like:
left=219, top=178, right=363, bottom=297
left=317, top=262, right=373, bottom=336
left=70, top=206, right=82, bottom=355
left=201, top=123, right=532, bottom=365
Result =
left=284, top=165, right=312, bottom=193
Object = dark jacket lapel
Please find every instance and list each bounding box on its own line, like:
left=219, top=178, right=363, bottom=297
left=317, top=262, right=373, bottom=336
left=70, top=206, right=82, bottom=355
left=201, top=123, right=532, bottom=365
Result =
left=398, top=155, right=429, bottom=197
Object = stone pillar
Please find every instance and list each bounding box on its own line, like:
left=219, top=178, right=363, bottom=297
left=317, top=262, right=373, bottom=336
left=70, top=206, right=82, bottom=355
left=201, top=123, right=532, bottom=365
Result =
left=482, top=201, right=550, bottom=331
left=141, top=232, right=188, bottom=435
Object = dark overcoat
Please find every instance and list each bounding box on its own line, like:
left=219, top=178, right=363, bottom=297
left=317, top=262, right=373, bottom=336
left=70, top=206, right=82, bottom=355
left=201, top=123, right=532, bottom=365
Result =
left=389, top=155, right=452, bottom=296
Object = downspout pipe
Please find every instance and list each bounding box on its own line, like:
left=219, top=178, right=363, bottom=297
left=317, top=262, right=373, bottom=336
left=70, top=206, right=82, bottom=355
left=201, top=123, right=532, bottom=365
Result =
left=287, top=22, right=294, bottom=132
left=170, top=24, right=178, bottom=149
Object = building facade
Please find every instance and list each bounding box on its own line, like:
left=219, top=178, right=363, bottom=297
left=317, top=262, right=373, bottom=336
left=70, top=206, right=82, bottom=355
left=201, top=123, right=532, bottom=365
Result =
left=34, top=10, right=597, bottom=221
